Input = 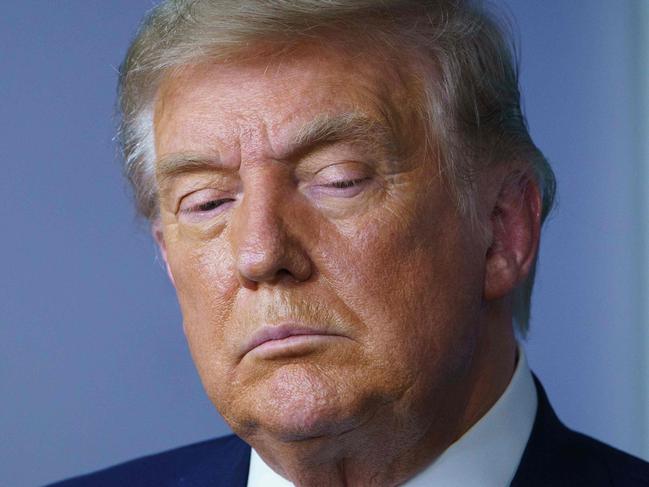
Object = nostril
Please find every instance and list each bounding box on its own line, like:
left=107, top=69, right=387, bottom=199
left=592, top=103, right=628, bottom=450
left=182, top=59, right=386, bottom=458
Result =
left=236, top=247, right=312, bottom=285
left=233, top=210, right=312, bottom=285
left=275, top=268, right=296, bottom=282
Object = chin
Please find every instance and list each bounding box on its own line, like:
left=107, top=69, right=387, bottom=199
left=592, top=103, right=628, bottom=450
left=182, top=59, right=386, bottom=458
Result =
left=225, top=362, right=376, bottom=443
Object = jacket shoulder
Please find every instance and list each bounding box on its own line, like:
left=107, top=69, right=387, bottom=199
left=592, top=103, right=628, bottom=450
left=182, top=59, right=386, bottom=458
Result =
left=45, top=435, right=250, bottom=487
left=583, top=432, right=649, bottom=486
left=512, top=377, right=649, bottom=486
left=542, top=426, right=649, bottom=486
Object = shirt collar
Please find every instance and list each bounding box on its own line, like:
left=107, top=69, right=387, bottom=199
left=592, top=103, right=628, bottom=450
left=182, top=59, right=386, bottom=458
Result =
left=247, top=345, right=537, bottom=487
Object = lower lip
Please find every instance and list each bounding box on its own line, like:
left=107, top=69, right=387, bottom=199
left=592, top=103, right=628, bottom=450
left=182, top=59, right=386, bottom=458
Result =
left=248, top=334, right=342, bottom=359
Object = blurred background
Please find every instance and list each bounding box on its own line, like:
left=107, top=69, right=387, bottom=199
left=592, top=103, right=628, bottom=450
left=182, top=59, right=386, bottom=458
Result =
left=1, top=1, right=648, bottom=486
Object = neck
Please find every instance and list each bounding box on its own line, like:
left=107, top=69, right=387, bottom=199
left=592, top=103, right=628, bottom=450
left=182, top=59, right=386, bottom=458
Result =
left=244, top=313, right=517, bottom=487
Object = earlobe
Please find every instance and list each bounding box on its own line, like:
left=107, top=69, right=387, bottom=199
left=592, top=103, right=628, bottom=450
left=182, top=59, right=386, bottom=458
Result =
left=152, top=221, right=176, bottom=287
left=483, top=172, right=542, bottom=301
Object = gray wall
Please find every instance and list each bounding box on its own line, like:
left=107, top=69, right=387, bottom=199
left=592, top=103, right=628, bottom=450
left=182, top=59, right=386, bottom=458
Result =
left=513, top=0, right=648, bottom=463
left=1, top=2, right=646, bottom=486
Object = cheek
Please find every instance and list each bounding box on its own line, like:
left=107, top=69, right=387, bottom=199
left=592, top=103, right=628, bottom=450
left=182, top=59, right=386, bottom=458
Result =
left=169, top=240, right=232, bottom=311
left=165, top=236, right=240, bottom=372
left=320, top=199, right=483, bottom=365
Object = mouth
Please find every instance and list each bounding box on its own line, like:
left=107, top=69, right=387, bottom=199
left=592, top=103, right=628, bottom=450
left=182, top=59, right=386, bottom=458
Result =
left=242, top=323, right=346, bottom=359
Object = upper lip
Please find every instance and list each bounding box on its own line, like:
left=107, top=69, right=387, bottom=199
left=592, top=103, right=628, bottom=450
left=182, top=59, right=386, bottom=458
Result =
left=242, top=323, right=340, bottom=357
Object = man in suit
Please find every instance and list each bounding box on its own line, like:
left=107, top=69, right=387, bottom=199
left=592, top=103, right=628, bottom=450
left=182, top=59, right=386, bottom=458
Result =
left=50, top=0, right=649, bottom=485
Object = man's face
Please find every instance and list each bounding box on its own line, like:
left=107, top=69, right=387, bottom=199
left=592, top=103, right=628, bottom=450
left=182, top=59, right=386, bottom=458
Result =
left=153, top=49, right=487, bottom=443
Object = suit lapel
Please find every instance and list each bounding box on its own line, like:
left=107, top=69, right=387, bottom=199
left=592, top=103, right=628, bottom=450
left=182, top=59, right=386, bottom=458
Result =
left=510, top=376, right=611, bottom=486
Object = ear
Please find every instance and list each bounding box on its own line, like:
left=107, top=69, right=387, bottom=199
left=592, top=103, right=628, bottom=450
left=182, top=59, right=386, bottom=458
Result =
left=483, top=172, right=542, bottom=301
left=152, top=220, right=176, bottom=287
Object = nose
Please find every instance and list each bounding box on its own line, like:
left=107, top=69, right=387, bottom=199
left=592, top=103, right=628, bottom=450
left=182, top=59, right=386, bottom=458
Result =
left=231, top=184, right=312, bottom=288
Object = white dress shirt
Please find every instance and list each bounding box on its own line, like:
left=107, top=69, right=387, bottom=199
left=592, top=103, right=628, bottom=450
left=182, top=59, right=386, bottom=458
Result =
left=247, top=346, right=537, bottom=487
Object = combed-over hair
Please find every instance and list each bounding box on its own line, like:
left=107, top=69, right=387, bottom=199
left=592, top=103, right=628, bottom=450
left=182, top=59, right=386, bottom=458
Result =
left=118, top=0, right=556, bottom=335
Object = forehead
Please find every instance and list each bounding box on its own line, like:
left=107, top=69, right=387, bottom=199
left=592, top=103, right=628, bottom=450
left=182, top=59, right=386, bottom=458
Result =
left=153, top=47, right=422, bottom=159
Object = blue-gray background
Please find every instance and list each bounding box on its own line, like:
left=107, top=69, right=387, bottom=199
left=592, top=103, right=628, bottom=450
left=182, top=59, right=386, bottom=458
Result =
left=2, top=2, right=648, bottom=486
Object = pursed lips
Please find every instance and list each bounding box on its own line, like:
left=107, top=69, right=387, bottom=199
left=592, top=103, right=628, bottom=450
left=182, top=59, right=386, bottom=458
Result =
left=242, top=323, right=345, bottom=358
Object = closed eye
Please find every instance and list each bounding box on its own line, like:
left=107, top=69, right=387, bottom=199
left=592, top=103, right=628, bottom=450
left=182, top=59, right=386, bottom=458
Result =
left=185, top=198, right=235, bottom=214
left=326, top=178, right=369, bottom=189
left=315, top=177, right=372, bottom=198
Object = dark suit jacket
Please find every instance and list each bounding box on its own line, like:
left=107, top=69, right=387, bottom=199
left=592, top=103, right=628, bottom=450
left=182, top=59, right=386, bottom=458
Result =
left=48, top=378, right=649, bottom=486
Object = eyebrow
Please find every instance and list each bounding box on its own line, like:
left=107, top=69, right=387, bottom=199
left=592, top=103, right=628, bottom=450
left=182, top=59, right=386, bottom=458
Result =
left=156, top=152, right=235, bottom=188
left=288, top=112, right=400, bottom=160
left=155, top=112, right=401, bottom=185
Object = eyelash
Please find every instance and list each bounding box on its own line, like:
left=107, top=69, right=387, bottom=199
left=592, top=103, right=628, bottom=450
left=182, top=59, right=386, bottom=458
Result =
left=326, top=177, right=369, bottom=189
left=186, top=198, right=235, bottom=214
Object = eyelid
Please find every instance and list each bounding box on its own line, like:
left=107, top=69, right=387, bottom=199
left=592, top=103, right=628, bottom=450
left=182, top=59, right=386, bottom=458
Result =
left=180, top=198, right=233, bottom=215
left=303, top=162, right=375, bottom=201
left=177, top=187, right=234, bottom=215
left=165, top=171, right=240, bottom=212
left=311, top=161, right=371, bottom=184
